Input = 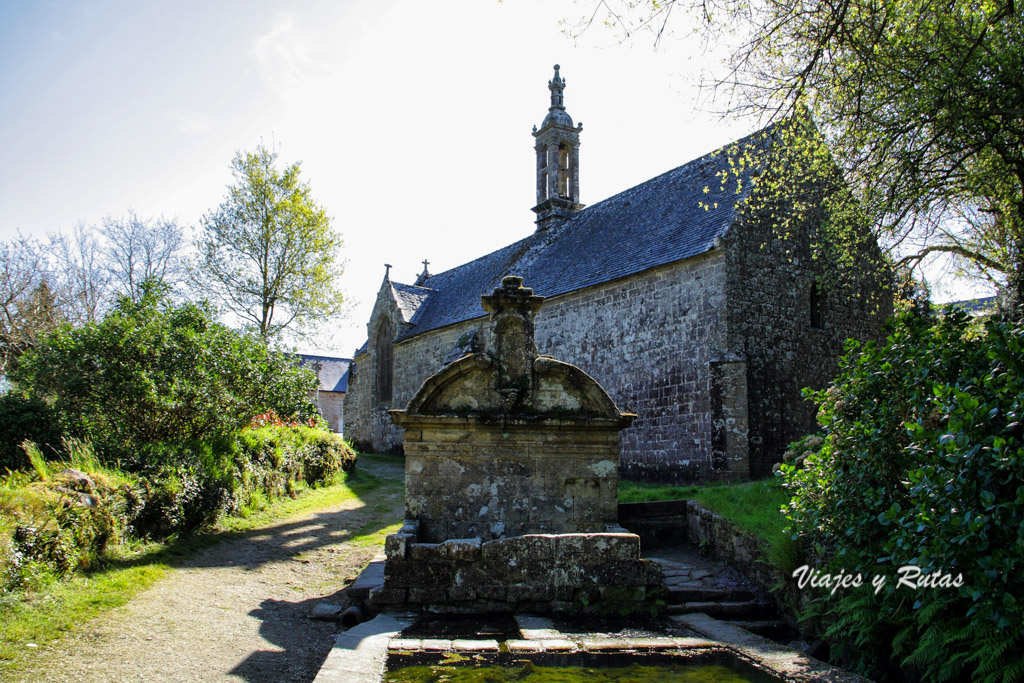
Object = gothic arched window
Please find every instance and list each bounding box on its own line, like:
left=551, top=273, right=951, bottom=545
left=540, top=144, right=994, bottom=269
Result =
left=374, top=320, right=394, bottom=406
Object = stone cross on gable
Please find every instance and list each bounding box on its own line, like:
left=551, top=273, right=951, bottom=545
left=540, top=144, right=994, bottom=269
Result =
left=415, top=259, right=431, bottom=286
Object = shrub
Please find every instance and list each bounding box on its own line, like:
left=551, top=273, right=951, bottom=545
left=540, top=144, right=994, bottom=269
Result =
left=237, top=425, right=355, bottom=491
left=10, top=283, right=319, bottom=460
left=0, top=394, right=62, bottom=471
left=293, top=427, right=357, bottom=484
left=0, top=425, right=355, bottom=588
left=780, top=310, right=1024, bottom=681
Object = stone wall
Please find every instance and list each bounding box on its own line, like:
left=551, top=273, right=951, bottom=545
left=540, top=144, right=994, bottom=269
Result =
left=346, top=318, right=481, bottom=454
left=347, top=251, right=731, bottom=481
left=535, top=251, right=730, bottom=482
left=403, top=420, right=622, bottom=542
left=722, top=189, right=892, bottom=477
left=314, top=391, right=345, bottom=433
left=377, top=527, right=663, bottom=615
left=618, top=499, right=785, bottom=596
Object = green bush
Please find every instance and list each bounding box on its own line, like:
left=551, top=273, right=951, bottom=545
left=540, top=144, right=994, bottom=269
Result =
left=123, top=426, right=354, bottom=539
left=0, top=426, right=355, bottom=590
left=0, top=394, right=62, bottom=472
left=10, top=283, right=319, bottom=460
left=780, top=310, right=1024, bottom=681
left=0, top=283, right=355, bottom=593
left=237, top=425, right=356, bottom=492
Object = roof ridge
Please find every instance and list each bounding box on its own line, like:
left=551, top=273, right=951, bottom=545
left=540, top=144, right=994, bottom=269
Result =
left=296, top=353, right=352, bottom=362
left=419, top=233, right=537, bottom=285
left=362, top=123, right=781, bottom=349
left=392, top=281, right=437, bottom=293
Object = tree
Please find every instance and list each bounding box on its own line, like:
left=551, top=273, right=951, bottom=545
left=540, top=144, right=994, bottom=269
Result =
left=779, top=311, right=1024, bottom=679
left=585, top=0, right=1024, bottom=312
left=1, top=236, right=67, bottom=373
left=193, top=145, right=344, bottom=341
left=50, top=224, right=109, bottom=323
left=11, top=282, right=320, bottom=451
left=99, top=211, right=187, bottom=302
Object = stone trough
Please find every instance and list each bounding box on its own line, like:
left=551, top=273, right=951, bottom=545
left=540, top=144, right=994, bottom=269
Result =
left=369, top=276, right=663, bottom=615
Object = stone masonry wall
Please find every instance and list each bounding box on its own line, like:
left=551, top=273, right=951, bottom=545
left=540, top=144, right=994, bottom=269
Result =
left=315, top=391, right=344, bottom=434
left=722, top=191, right=892, bottom=477
left=346, top=319, right=482, bottom=454
left=346, top=252, right=729, bottom=478
left=536, top=251, right=729, bottom=482
left=378, top=530, right=663, bottom=615
left=404, top=422, right=622, bottom=542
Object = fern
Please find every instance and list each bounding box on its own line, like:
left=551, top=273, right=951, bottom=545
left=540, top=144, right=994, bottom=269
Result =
left=1003, top=655, right=1024, bottom=683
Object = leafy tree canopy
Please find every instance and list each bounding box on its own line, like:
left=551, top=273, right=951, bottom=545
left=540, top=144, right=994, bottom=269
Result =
left=586, top=0, right=1024, bottom=310
left=10, top=281, right=319, bottom=454
left=193, top=145, right=345, bottom=341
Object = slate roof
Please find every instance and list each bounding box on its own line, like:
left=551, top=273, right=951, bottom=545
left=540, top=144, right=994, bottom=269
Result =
left=375, top=128, right=772, bottom=346
left=391, top=282, right=434, bottom=325
left=297, top=354, right=352, bottom=393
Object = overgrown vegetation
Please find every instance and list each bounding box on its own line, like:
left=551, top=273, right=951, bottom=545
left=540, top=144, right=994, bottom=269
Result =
left=6, top=284, right=319, bottom=468
left=0, top=457, right=395, bottom=671
left=587, top=0, right=1024, bottom=311
left=0, top=429, right=355, bottom=594
left=618, top=478, right=799, bottom=572
left=780, top=309, right=1024, bottom=681
left=0, top=283, right=355, bottom=597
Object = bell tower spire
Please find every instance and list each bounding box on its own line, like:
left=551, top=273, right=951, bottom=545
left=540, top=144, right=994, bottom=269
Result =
left=549, top=64, right=566, bottom=108
left=531, top=64, right=584, bottom=232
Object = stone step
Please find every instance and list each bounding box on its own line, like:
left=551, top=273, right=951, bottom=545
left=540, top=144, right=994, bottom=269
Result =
left=663, top=600, right=771, bottom=619
left=345, top=554, right=386, bottom=601
left=665, top=587, right=757, bottom=604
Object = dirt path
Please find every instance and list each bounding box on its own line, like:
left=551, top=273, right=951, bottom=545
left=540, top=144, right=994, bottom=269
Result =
left=14, top=456, right=405, bottom=683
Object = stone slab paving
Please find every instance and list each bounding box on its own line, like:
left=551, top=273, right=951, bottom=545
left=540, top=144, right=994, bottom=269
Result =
left=673, top=613, right=873, bottom=683
left=313, top=613, right=415, bottom=683
left=646, top=544, right=760, bottom=600
left=316, top=610, right=870, bottom=681
left=514, top=614, right=564, bottom=640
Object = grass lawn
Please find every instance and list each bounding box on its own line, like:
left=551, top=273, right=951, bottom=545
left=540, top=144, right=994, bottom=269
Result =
left=0, top=455, right=398, bottom=668
left=619, top=477, right=800, bottom=572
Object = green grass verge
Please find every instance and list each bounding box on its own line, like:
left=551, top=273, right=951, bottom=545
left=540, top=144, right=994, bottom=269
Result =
left=619, top=477, right=800, bottom=573
left=0, top=458, right=396, bottom=672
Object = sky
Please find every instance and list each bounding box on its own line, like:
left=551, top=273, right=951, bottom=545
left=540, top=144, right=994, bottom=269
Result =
left=0, top=0, right=991, bottom=357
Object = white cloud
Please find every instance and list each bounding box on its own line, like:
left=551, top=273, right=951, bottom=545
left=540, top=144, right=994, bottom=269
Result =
left=250, top=12, right=337, bottom=102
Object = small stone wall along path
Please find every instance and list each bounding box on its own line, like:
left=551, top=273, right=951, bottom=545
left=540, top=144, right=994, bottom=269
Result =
left=13, top=457, right=405, bottom=683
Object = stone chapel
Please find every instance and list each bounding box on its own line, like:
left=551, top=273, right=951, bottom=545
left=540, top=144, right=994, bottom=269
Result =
left=344, top=65, right=891, bottom=482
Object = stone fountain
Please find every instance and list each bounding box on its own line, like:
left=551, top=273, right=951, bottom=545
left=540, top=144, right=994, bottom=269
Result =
left=371, top=276, right=662, bottom=615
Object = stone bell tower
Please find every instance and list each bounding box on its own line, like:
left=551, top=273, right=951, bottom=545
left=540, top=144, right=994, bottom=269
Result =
left=532, top=64, right=585, bottom=231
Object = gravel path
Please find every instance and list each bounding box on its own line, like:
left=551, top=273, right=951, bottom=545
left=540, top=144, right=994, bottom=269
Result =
left=14, top=457, right=405, bottom=683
